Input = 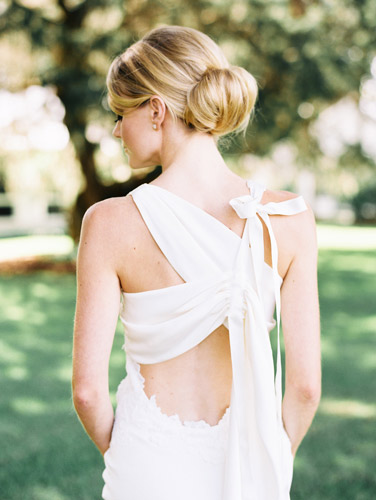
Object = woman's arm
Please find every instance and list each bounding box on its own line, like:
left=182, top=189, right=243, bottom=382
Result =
left=280, top=205, right=321, bottom=457
left=72, top=202, right=121, bottom=455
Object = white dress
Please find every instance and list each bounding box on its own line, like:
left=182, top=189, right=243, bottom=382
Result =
left=102, top=179, right=307, bottom=500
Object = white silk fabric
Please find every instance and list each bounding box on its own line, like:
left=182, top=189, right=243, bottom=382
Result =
left=119, top=180, right=307, bottom=500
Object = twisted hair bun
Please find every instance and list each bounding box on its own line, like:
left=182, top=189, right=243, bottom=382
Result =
left=184, top=66, right=258, bottom=136
left=107, top=25, right=258, bottom=138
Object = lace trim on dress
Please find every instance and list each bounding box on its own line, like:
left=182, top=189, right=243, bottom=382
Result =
left=111, top=357, right=230, bottom=464
left=132, top=357, right=231, bottom=430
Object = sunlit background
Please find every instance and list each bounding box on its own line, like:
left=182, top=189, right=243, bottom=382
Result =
left=0, top=1, right=375, bottom=499
left=1, top=48, right=376, bottom=236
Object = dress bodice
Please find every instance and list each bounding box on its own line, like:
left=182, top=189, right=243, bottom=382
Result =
left=118, top=179, right=307, bottom=500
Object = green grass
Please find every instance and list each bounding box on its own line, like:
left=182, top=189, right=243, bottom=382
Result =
left=0, top=273, right=125, bottom=500
left=290, top=247, right=376, bottom=499
left=0, top=225, right=375, bottom=499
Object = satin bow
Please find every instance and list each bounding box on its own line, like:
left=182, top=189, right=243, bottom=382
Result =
left=230, top=182, right=307, bottom=443
left=224, top=183, right=307, bottom=499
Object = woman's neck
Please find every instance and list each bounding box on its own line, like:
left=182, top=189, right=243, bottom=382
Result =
left=158, top=129, right=237, bottom=190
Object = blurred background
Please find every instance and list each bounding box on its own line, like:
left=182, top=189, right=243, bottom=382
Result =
left=0, top=0, right=375, bottom=499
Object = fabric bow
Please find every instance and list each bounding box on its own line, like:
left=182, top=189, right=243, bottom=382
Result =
left=229, top=195, right=259, bottom=219
left=224, top=182, right=307, bottom=499
left=229, top=181, right=308, bottom=442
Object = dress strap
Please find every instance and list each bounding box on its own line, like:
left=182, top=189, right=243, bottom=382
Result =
left=229, top=180, right=307, bottom=469
left=129, top=184, right=221, bottom=283
left=128, top=183, right=247, bottom=283
left=226, top=181, right=307, bottom=499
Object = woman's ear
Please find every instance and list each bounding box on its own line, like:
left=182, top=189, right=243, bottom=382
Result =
left=149, top=96, right=166, bottom=125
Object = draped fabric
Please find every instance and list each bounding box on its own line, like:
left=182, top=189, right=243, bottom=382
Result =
left=119, top=180, right=307, bottom=499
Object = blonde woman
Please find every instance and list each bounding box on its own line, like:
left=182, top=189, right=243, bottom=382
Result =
left=72, top=25, right=321, bottom=500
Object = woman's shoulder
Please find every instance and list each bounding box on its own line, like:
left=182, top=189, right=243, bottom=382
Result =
left=260, top=186, right=302, bottom=204
left=262, top=187, right=315, bottom=222
left=261, top=187, right=317, bottom=262
left=80, top=194, right=142, bottom=245
left=83, top=194, right=136, bottom=222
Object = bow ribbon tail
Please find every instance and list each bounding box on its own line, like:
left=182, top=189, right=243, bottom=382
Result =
left=246, top=215, right=265, bottom=300
left=259, top=212, right=283, bottom=427
left=241, top=288, right=284, bottom=498
left=224, top=312, right=253, bottom=500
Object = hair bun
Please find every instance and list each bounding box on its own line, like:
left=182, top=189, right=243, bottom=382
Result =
left=107, top=26, right=258, bottom=139
left=183, top=66, right=258, bottom=136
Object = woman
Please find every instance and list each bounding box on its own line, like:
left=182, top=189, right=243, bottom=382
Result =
left=72, top=25, right=321, bottom=500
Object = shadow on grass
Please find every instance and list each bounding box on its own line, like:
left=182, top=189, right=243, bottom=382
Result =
left=0, top=247, right=375, bottom=499
left=318, top=250, right=376, bottom=405
left=287, top=248, right=376, bottom=500
left=291, top=415, right=376, bottom=499
left=0, top=273, right=126, bottom=500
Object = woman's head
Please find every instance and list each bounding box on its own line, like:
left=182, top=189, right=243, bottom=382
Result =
left=107, top=25, right=258, bottom=139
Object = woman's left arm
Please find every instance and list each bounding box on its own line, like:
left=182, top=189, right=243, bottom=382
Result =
left=72, top=202, right=121, bottom=456
left=279, top=204, right=321, bottom=457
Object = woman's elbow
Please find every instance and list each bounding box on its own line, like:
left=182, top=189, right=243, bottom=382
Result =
left=298, top=382, right=321, bottom=405
left=288, top=377, right=321, bottom=406
left=72, top=379, right=103, bottom=411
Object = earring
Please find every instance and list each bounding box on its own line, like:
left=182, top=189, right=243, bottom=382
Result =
left=152, top=123, right=157, bottom=130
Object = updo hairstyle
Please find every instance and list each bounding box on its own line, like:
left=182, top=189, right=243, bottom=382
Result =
left=106, top=25, right=258, bottom=138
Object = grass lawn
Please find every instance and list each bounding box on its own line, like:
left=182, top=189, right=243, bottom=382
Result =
left=0, top=225, right=375, bottom=499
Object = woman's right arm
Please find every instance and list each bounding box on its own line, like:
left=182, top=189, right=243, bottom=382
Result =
left=280, top=204, right=322, bottom=457
left=72, top=202, right=121, bottom=455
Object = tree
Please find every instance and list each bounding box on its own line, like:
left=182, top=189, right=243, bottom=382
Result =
left=1, top=0, right=375, bottom=239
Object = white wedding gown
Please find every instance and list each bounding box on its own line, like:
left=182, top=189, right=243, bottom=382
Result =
left=102, top=179, right=307, bottom=499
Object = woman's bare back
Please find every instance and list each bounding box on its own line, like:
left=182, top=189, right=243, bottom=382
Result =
left=112, top=177, right=299, bottom=426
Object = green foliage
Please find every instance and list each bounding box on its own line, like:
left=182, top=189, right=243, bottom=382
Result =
left=350, top=183, right=376, bottom=222
left=2, top=0, right=375, bottom=154
left=1, top=1, right=375, bottom=236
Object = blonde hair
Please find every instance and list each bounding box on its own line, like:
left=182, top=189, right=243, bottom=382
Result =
left=106, top=25, right=258, bottom=139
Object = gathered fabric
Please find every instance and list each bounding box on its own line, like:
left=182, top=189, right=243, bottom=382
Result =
left=103, top=179, right=307, bottom=500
